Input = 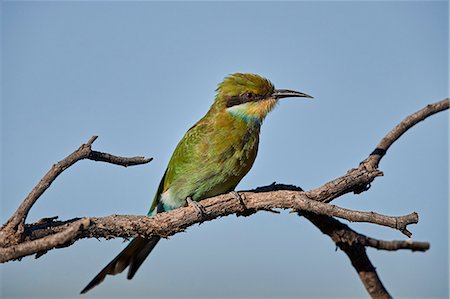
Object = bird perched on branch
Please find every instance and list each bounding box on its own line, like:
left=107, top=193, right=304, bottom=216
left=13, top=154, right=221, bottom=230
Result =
left=81, top=73, right=312, bottom=294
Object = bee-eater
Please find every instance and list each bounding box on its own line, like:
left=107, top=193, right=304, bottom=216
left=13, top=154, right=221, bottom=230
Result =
left=81, top=73, right=312, bottom=294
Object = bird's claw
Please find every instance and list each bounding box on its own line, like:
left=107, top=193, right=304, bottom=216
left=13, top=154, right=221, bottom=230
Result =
left=231, top=191, right=247, bottom=209
left=231, top=191, right=254, bottom=217
left=186, top=197, right=207, bottom=217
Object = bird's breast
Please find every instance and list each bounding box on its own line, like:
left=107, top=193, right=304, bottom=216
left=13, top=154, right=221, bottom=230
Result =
left=161, top=114, right=261, bottom=210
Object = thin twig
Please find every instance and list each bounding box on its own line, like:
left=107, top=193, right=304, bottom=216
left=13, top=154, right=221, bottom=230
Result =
left=88, top=151, right=153, bottom=167
left=366, top=98, right=449, bottom=168
left=362, top=236, right=429, bottom=252
left=292, top=198, right=418, bottom=237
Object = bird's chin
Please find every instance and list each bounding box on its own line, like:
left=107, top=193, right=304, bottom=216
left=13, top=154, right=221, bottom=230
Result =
left=250, top=98, right=278, bottom=120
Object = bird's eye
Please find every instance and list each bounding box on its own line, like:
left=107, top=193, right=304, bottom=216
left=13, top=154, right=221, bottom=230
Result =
left=244, top=92, right=254, bottom=99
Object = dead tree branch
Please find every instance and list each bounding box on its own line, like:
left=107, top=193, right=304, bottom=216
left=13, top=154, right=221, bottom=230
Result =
left=302, top=211, right=430, bottom=298
left=0, top=218, right=91, bottom=262
left=0, top=189, right=420, bottom=263
left=0, top=98, right=447, bottom=298
left=365, top=98, right=449, bottom=168
left=304, top=211, right=394, bottom=299
left=0, top=136, right=152, bottom=247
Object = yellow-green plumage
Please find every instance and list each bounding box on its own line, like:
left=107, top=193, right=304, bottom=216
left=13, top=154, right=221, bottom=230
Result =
left=81, top=73, right=312, bottom=294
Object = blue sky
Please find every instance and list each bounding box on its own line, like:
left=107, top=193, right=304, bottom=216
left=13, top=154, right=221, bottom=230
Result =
left=1, top=1, right=448, bottom=298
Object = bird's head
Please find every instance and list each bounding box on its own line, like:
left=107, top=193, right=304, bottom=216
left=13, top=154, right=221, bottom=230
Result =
left=213, top=73, right=312, bottom=123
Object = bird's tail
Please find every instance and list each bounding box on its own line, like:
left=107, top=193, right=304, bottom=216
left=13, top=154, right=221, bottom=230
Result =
left=80, top=236, right=160, bottom=294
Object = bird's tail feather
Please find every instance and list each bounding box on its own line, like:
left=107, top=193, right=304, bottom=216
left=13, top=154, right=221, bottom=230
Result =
left=80, top=236, right=160, bottom=294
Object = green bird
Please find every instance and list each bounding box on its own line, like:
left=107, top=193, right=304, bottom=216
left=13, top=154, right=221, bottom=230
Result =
left=81, top=73, right=312, bottom=294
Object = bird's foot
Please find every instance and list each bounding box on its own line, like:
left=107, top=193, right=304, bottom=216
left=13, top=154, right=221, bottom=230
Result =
left=186, top=197, right=207, bottom=218
left=231, top=191, right=247, bottom=209
left=230, top=191, right=254, bottom=217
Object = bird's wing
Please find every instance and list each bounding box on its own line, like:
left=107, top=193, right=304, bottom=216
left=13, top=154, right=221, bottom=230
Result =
left=148, top=118, right=211, bottom=214
left=148, top=169, right=167, bottom=215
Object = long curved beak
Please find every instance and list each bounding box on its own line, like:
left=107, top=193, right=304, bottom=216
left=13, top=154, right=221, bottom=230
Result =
left=272, top=89, right=313, bottom=99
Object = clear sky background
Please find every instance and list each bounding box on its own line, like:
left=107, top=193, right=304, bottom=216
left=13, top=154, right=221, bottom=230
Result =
left=1, top=1, right=448, bottom=299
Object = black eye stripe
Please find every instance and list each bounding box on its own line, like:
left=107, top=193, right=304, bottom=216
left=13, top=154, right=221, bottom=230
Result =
left=226, top=93, right=264, bottom=108
left=226, top=96, right=244, bottom=107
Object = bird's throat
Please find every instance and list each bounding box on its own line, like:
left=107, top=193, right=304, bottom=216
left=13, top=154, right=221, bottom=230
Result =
left=226, top=99, right=278, bottom=123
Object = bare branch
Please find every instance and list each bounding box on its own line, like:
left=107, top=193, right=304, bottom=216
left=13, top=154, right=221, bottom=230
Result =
left=292, top=197, right=418, bottom=236
left=305, top=165, right=383, bottom=204
left=88, top=151, right=153, bottom=167
left=0, top=218, right=91, bottom=263
left=305, top=98, right=449, bottom=204
left=302, top=212, right=429, bottom=252
left=362, top=236, right=430, bottom=252
left=0, top=189, right=417, bottom=262
left=303, top=212, right=394, bottom=299
left=366, top=98, right=449, bottom=168
left=0, top=136, right=152, bottom=247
